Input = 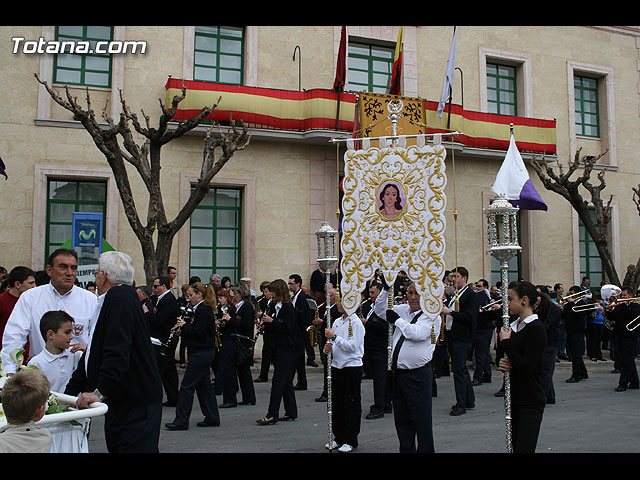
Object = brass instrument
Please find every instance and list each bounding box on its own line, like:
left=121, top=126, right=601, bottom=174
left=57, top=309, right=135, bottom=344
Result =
left=572, top=285, right=621, bottom=313
left=161, top=305, right=193, bottom=357
left=306, top=298, right=321, bottom=347
left=480, top=298, right=502, bottom=312
left=626, top=314, right=640, bottom=331
left=558, top=289, right=590, bottom=306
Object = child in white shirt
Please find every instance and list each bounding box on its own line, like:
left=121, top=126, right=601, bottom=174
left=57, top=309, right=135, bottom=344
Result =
left=28, top=310, right=89, bottom=453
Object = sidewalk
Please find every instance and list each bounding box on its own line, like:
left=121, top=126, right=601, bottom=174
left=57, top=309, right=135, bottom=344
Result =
left=85, top=355, right=640, bottom=453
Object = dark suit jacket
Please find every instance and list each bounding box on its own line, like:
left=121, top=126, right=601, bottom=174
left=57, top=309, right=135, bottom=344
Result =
left=181, top=302, right=216, bottom=353
left=264, top=301, right=297, bottom=353
left=66, top=284, right=162, bottom=409
left=145, top=290, right=180, bottom=343
left=292, top=290, right=314, bottom=345
left=449, top=286, right=479, bottom=343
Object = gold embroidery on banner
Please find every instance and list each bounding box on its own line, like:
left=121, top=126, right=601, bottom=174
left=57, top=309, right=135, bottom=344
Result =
left=340, top=143, right=447, bottom=316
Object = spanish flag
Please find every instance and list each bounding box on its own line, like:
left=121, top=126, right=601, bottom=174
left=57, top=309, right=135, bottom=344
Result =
left=389, top=27, right=403, bottom=95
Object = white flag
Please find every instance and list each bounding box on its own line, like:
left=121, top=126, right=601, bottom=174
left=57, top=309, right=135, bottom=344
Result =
left=437, top=27, right=457, bottom=119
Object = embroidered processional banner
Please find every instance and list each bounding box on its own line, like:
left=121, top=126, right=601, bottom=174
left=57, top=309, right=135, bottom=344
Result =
left=339, top=137, right=447, bottom=318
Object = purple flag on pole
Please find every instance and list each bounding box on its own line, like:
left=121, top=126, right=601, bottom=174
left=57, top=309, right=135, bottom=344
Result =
left=491, top=132, right=547, bottom=211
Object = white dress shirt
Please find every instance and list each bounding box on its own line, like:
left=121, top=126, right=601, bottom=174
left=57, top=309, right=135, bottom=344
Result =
left=329, top=313, right=365, bottom=369
left=27, top=347, right=83, bottom=393
left=374, top=289, right=441, bottom=370
left=1, top=283, right=98, bottom=373
left=510, top=313, right=538, bottom=333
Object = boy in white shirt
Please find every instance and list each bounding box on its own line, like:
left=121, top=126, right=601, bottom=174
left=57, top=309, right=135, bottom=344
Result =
left=28, top=310, right=89, bottom=453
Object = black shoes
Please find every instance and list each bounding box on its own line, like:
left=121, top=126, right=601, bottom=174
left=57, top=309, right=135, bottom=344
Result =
left=219, top=403, right=237, bottom=408
left=196, top=419, right=219, bottom=427
left=239, top=400, right=256, bottom=405
left=365, top=411, right=384, bottom=420
left=450, top=406, right=466, bottom=416
left=165, top=422, right=188, bottom=431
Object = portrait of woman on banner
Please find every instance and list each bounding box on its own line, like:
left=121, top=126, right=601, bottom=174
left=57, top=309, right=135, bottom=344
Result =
left=377, top=181, right=406, bottom=220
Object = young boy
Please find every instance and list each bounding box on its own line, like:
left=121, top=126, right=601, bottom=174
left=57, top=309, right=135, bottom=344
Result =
left=27, top=310, right=89, bottom=453
left=28, top=310, right=84, bottom=393
left=0, top=369, right=52, bottom=453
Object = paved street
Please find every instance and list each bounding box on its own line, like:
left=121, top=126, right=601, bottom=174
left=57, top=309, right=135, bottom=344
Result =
left=84, top=353, right=639, bottom=454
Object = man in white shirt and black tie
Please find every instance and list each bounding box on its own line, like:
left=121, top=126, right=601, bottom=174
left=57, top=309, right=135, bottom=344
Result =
left=375, top=281, right=441, bottom=453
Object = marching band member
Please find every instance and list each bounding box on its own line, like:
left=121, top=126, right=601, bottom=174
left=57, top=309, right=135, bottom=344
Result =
left=562, top=286, right=589, bottom=383
left=498, top=281, right=548, bottom=453
left=375, top=281, right=441, bottom=453
left=441, top=266, right=479, bottom=416
left=166, top=282, right=220, bottom=430
left=256, top=279, right=297, bottom=425
left=607, top=286, right=640, bottom=391
left=323, top=298, right=365, bottom=452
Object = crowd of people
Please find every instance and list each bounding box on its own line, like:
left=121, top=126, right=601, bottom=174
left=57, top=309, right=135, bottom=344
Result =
left=0, top=254, right=638, bottom=454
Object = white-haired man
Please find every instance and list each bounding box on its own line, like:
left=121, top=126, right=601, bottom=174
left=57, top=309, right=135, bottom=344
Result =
left=67, top=251, right=163, bottom=453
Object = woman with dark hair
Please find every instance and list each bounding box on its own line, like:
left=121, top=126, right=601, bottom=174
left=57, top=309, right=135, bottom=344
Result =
left=166, top=282, right=220, bottom=430
left=378, top=183, right=403, bottom=219
left=256, top=279, right=297, bottom=425
left=498, top=280, right=548, bottom=452
left=216, top=282, right=255, bottom=407
left=221, top=276, right=232, bottom=289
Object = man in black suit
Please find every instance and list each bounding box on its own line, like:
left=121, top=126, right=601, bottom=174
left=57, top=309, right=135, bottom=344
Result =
left=362, top=282, right=392, bottom=419
left=289, top=274, right=315, bottom=390
left=69, top=251, right=163, bottom=453
left=144, top=276, right=181, bottom=406
left=441, top=266, right=479, bottom=416
left=472, top=279, right=498, bottom=386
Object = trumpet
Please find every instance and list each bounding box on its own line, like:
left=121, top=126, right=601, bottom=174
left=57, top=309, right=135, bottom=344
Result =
left=161, top=305, right=193, bottom=357
left=480, top=298, right=502, bottom=312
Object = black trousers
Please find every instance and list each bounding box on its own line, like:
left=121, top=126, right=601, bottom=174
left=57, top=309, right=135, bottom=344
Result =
left=512, top=403, right=545, bottom=453
left=472, top=328, right=493, bottom=382
left=449, top=339, right=475, bottom=408
left=366, top=349, right=391, bottom=414
left=392, top=364, right=434, bottom=453
left=618, top=336, right=639, bottom=388
left=174, top=349, right=220, bottom=427
left=586, top=323, right=604, bottom=359
left=104, top=401, right=162, bottom=453
left=566, top=331, right=588, bottom=379
left=331, top=365, right=362, bottom=448
left=258, top=333, right=275, bottom=380
left=155, top=345, right=179, bottom=404
left=294, top=342, right=307, bottom=389
left=541, top=345, right=557, bottom=403
left=267, top=348, right=297, bottom=420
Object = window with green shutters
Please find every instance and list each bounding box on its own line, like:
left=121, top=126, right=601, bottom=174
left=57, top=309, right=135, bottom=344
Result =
left=189, top=188, right=242, bottom=283
left=53, top=26, right=113, bottom=88
left=487, top=63, right=517, bottom=116
left=574, top=75, right=600, bottom=137
left=194, top=26, right=244, bottom=85
left=347, top=42, right=394, bottom=94
left=579, top=210, right=603, bottom=289
left=45, top=180, right=107, bottom=260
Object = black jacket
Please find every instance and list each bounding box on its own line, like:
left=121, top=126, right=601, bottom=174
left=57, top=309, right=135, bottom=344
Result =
left=181, top=302, right=216, bottom=353
left=448, top=286, right=479, bottom=343
left=145, top=291, right=180, bottom=343
left=66, top=284, right=162, bottom=409
left=264, top=301, right=297, bottom=353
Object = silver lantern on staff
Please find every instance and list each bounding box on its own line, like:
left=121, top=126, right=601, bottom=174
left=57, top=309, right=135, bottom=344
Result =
left=315, top=221, right=338, bottom=451
left=485, top=195, right=521, bottom=453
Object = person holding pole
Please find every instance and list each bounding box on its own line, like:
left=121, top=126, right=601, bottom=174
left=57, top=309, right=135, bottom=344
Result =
left=323, top=299, right=365, bottom=452
left=498, top=281, right=548, bottom=453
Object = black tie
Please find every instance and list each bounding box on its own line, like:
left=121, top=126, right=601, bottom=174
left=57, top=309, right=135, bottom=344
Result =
left=391, top=310, right=423, bottom=371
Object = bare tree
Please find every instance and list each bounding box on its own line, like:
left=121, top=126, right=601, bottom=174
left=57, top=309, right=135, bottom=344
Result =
left=35, top=74, right=250, bottom=286
left=529, top=148, right=623, bottom=287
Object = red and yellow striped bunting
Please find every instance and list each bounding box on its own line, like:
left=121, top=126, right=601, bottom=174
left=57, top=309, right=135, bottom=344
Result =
left=165, top=79, right=555, bottom=154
